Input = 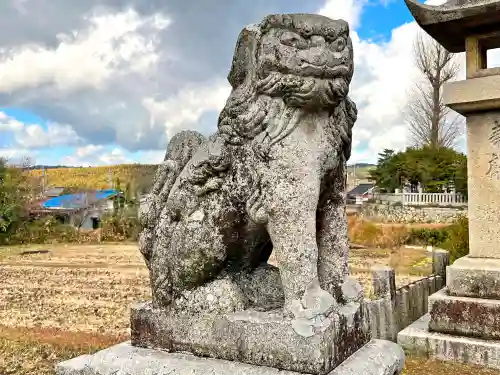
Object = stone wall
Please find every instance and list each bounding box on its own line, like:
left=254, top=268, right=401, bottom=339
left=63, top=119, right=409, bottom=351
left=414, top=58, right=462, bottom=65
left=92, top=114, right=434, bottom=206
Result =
left=364, top=250, right=449, bottom=342
left=360, top=203, right=467, bottom=224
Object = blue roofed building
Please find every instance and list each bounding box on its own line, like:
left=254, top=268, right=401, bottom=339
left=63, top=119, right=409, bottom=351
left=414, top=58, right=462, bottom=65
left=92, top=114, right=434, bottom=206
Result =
left=29, top=189, right=123, bottom=229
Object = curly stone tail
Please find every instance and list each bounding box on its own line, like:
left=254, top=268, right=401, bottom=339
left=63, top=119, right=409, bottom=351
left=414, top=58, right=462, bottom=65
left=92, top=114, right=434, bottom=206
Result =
left=138, top=131, right=206, bottom=267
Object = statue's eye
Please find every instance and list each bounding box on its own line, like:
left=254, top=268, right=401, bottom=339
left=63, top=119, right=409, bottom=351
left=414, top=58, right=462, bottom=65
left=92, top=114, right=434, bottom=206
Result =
left=280, top=31, right=307, bottom=49
left=331, top=37, right=346, bottom=52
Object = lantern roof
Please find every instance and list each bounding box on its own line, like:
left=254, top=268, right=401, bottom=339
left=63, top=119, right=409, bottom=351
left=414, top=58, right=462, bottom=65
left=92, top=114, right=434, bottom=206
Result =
left=404, top=0, right=500, bottom=52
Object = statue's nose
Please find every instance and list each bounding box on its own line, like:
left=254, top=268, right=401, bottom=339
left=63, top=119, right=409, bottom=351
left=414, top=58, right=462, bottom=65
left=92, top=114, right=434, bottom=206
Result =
left=310, top=35, right=326, bottom=46
left=299, top=46, right=329, bottom=66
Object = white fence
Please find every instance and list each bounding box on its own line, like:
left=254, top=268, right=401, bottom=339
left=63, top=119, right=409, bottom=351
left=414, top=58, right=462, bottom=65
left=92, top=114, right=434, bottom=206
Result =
left=374, top=193, right=467, bottom=207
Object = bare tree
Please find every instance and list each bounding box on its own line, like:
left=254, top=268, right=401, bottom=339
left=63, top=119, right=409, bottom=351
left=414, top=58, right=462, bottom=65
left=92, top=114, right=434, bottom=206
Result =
left=405, top=32, right=463, bottom=149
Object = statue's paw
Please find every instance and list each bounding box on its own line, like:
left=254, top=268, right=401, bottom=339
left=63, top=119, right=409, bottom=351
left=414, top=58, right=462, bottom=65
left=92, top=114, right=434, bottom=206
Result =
left=287, top=280, right=338, bottom=337
left=172, top=278, right=247, bottom=316
left=289, top=296, right=334, bottom=338
left=302, top=279, right=335, bottom=315
left=341, top=276, right=363, bottom=303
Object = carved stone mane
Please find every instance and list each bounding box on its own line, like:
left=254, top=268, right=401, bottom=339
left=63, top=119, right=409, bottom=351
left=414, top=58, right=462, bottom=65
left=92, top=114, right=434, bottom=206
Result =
left=184, top=14, right=357, bottom=223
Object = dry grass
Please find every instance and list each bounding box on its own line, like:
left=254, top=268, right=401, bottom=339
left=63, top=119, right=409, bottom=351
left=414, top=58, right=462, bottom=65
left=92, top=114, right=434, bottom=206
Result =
left=0, top=244, right=150, bottom=335
left=348, top=215, right=410, bottom=248
left=1, top=243, right=497, bottom=375
left=0, top=327, right=125, bottom=375
left=26, top=164, right=157, bottom=190
left=349, top=246, right=432, bottom=297
left=347, top=215, right=452, bottom=250
left=403, top=356, right=500, bottom=375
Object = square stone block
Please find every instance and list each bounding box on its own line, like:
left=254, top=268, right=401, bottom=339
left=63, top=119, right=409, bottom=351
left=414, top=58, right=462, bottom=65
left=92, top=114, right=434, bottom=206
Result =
left=130, top=301, right=369, bottom=375
left=447, top=256, right=500, bottom=298
left=429, top=288, right=500, bottom=339
left=55, top=340, right=405, bottom=375
left=398, top=314, right=500, bottom=371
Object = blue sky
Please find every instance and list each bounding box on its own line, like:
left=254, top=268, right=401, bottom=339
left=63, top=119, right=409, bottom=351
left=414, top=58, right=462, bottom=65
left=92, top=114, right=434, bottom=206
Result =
left=357, top=1, right=414, bottom=42
left=0, top=0, right=463, bottom=167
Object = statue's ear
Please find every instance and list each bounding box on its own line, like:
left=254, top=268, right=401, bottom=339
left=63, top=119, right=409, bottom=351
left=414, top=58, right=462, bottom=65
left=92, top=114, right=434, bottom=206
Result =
left=227, top=24, right=261, bottom=88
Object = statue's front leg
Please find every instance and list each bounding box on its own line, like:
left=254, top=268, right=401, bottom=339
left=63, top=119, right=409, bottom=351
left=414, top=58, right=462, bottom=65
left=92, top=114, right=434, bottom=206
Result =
left=317, top=192, right=349, bottom=302
left=317, top=167, right=361, bottom=304
left=263, top=160, right=333, bottom=317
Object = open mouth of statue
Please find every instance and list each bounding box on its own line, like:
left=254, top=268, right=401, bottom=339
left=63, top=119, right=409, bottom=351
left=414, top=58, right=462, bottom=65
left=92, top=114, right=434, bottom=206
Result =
left=299, top=63, right=350, bottom=78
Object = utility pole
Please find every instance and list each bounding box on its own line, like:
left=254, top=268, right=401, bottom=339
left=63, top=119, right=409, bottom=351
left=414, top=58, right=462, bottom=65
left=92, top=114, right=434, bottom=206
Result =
left=108, top=168, right=113, bottom=189
left=42, top=167, right=46, bottom=195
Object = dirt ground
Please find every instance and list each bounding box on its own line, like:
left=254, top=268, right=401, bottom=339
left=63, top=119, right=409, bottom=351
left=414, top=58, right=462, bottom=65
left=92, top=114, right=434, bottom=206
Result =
left=1, top=243, right=498, bottom=375
left=0, top=244, right=150, bottom=336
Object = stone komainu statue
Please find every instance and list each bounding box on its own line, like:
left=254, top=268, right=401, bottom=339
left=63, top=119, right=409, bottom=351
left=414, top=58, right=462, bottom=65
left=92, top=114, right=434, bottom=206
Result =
left=139, top=13, right=358, bottom=320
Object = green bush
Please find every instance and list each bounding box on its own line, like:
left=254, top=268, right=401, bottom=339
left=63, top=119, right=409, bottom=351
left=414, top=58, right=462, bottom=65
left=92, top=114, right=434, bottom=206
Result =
left=440, top=215, right=469, bottom=262
left=406, top=216, right=469, bottom=263
left=1, top=216, right=79, bottom=245
left=408, top=227, right=449, bottom=246
left=101, top=212, right=140, bottom=242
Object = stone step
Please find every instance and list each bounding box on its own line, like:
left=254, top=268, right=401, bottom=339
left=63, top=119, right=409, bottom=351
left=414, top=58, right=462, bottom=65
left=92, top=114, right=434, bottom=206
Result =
left=55, top=340, right=405, bottom=375
left=429, top=288, right=500, bottom=339
left=398, top=314, right=500, bottom=370
left=447, top=256, right=500, bottom=299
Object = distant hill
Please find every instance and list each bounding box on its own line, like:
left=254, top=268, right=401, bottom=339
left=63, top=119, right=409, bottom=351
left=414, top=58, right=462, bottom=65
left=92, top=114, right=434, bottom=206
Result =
left=27, top=165, right=75, bottom=170
left=27, top=164, right=158, bottom=193
left=347, top=163, right=376, bottom=169
left=346, top=163, right=375, bottom=179
left=25, top=162, right=376, bottom=192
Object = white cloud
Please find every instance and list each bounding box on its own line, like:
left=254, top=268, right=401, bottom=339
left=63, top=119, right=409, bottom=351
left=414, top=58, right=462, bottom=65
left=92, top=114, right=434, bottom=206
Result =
left=0, top=111, right=80, bottom=148
left=60, top=144, right=167, bottom=167
left=0, top=8, right=170, bottom=92
left=1, top=0, right=484, bottom=167
left=134, top=150, right=165, bottom=164
left=142, top=80, right=231, bottom=140
left=0, top=147, right=34, bottom=160
left=347, top=22, right=421, bottom=161
left=318, top=0, right=367, bottom=29
left=60, top=145, right=131, bottom=166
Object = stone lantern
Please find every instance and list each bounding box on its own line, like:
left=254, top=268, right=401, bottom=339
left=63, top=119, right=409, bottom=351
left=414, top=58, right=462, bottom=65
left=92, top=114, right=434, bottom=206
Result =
left=399, top=0, right=500, bottom=370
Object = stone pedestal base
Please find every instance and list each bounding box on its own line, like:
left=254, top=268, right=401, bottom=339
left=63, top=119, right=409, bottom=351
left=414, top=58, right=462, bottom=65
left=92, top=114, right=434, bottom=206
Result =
left=130, top=301, right=369, bottom=375
left=447, top=256, right=500, bottom=298
left=398, top=314, right=500, bottom=370
left=55, top=340, right=405, bottom=375
left=428, top=288, right=500, bottom=339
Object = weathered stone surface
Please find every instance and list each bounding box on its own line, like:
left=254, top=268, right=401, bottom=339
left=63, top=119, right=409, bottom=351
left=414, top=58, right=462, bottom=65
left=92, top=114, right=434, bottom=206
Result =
left=56, top=341, right=404, bottom=375
left=341, top=276, right=363, bottom=303
left=463, top=111, right=500, bottom=257
left=398, top=314, right=500, bottom=370
left=56, top=342, right=297, bottom=375
left=330, top=339, right=404, bottom=375
left=56, top=354, right=92, bottom=375
left=428, top=288, right=500, bottom=339
left=371, top=266, right=396, bottom=300
left=134, top=12, right=368, bottom=368
left=138, top=12, right=359, bottom=319
left=361, top=203, right=465, bottom=224
left=131, top=300, right=369, bottom=375
left=164, top=130, right=206, bottom=164
left=447, top=256, right=500, bottom=298
left=432, top=249, right=450, bottom=283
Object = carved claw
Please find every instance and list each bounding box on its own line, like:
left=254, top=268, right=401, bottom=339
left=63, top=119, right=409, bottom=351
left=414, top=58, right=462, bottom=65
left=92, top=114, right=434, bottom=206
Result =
left=289, top=279, right=337, bottom=337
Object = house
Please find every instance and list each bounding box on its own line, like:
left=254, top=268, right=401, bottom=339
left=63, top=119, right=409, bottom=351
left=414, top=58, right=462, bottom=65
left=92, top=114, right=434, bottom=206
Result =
left=29, top=189, right=123, bottom=229
left=43, top=186, right=65, bottom=198
left=347, top=183, right=375, bottom=205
